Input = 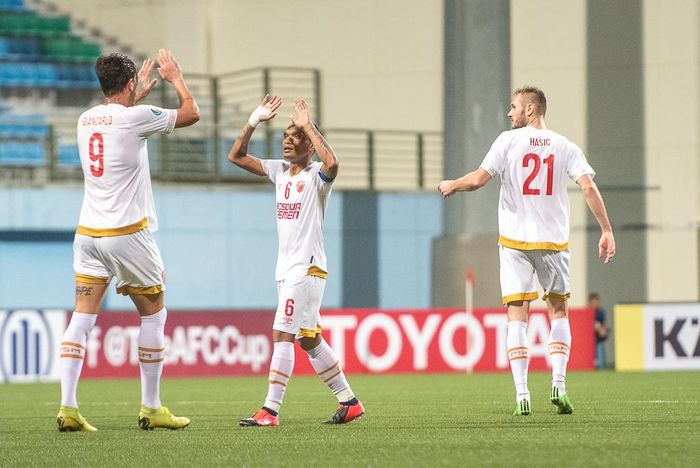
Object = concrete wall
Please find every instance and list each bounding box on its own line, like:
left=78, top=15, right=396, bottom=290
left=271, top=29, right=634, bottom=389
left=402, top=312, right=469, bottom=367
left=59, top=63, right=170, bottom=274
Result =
left=510, top=0, right=589, bottom=306
left=51, top=0, right=443, bottom=132
left=0, top=186, right=441, bottom=310
left=643, top=0, right=700, bottom=301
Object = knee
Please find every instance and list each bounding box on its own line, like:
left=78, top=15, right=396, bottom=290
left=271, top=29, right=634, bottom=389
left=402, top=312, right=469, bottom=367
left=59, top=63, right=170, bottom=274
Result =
left=297, top=334, right=322, bottom=351
left=272, top=330, right=295, bottom=343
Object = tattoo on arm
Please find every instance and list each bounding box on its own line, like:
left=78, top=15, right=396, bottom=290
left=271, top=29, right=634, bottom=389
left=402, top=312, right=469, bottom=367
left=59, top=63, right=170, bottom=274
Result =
left=309, top=126, right=335, bottom=158
left=75, top=286, right=93, bottom=296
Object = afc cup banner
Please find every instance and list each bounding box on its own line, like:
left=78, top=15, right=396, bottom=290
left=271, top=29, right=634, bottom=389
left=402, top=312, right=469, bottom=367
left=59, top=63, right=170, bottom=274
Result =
left=615, top=303, right=700, bottom=371
left=0, top=307, right=594, bottom=382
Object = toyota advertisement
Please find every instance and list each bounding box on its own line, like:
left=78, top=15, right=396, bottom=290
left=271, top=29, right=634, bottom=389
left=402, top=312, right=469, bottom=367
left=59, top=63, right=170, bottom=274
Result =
left=1, top=308, right=595, bottom=383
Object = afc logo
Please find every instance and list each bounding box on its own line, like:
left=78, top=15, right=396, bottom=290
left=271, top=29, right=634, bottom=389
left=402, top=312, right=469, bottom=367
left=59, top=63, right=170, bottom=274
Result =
left=0, top=309, right=55, bottom=383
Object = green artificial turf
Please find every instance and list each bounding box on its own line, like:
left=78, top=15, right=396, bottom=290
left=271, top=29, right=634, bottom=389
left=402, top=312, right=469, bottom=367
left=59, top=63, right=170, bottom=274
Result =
left=1, top=371, right=698, bottom=467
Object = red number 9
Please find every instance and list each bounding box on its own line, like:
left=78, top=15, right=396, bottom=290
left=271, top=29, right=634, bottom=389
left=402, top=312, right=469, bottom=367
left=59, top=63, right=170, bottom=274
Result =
left=88, top=132, right=104, bottom=177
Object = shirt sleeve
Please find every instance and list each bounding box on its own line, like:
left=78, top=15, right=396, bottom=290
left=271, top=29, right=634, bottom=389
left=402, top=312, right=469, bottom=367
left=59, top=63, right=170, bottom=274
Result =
left=260, top=159, right=286, bottom=184
left=311, top=161, right=334, bottom=187
left=479, top=132, right=508, bottom=177
left=126, top=105, right=177, bottom=138
left=566, top=142, right=596, bottom=182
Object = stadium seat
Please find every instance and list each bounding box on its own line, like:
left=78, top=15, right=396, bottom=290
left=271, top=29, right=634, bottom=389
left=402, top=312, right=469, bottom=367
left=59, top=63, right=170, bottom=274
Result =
left=0, top=37, right=10, bottom=58
left=0, top=123, right=49, bottom=139
left=11, top=37, right=40, bottom=59
left=0, top=0, right=26, bottom=11
left=0, top=141, right=46, bottom=165
left=35, top=63, right=57, bottom=87
left=57, top=143, right=80, bottom=166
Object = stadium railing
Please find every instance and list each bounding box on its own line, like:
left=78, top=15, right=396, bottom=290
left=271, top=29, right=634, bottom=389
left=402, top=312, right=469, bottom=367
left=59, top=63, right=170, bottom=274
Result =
left=2, top=65, right=443, bottom=190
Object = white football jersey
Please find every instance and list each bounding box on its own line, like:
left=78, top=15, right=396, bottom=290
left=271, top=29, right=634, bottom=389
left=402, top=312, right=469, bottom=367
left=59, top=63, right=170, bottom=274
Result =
left=480, top=126, right=595, bottom=250
left=76, top=103, right=176, bottom=235
left=262, top=159, right=333, bottom=281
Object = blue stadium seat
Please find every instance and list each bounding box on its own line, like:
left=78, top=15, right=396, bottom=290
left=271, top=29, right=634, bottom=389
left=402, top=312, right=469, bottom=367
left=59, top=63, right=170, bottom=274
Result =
left=0, top=0, right=26, bottom=11
left=55, top=63, right=74, bottom=88
left=11, top=37, right=40, bottom=59
left=57, top=143, right=80, bottom=166
left=35, top=63, right=57, bottom=87
left=0, top=141, right=46, bottom=165
left=0, top=38, right=9, bottom=58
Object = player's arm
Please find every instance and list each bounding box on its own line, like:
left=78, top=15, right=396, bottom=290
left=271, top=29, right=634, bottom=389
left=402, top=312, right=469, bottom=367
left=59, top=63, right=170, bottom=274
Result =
left=437, top=169, right=492, bottom=198
left=292, top=98, right=338, bottom=180
left=156, top=49, right=200, bottom=128
left=227, top=94, right=282, bottom=176
left=577, top=174, right=616, bottom=264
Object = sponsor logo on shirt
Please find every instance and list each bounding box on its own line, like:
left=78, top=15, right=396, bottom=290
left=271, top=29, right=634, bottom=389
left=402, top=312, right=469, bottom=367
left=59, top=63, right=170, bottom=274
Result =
left=277, top=202, right=301, bottom=220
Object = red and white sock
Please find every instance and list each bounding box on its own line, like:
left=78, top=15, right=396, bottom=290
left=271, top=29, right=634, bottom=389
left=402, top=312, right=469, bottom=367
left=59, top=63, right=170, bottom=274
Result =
left=139, top=308, right=167, bottom=409
left=60, top=311, right=97, bottom=408
left=263, top=341, right=295, bottom=413
left=507, top=320, right=530, bottom=401
left=306, top=338, right=355, bottom=403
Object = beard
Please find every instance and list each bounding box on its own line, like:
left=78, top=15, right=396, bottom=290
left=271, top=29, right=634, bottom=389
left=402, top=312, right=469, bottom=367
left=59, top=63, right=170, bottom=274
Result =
left=511, top=119, right=526, bottom=129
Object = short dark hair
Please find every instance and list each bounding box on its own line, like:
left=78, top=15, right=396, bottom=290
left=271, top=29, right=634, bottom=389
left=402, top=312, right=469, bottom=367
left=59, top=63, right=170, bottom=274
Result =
left=95, top=53, right=136, bottom=97
left=514, top=86, right=547, bottom=116
left=588, top=292, right=600, bottom=302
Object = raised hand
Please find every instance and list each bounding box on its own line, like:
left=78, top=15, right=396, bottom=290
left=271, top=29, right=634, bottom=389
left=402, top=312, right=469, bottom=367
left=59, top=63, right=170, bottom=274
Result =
left=249, top=94, right=282, bottom=127
left=291, top=98, right=312, bottom=127
left=156, top=49, right=183, bottom=83
left=135, top=58, right=157, bottom=103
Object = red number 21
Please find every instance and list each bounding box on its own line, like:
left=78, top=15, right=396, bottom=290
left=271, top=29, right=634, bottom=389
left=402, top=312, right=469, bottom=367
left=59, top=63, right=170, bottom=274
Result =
left=522, top=153, right=554, bottom=196
left=88, top=132, right=104, bottom=178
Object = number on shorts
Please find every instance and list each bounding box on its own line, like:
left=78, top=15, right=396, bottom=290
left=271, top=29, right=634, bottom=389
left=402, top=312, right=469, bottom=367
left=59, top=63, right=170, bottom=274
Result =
left=284, top=298, right=295, bottom=316
left=88, top=132, right=104, bottom=177
left=522, top=153, right=554, bottom=196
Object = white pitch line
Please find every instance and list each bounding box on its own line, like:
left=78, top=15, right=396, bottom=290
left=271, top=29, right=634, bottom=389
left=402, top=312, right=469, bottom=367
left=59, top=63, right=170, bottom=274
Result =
left=629, top=400, right=682, bottom=404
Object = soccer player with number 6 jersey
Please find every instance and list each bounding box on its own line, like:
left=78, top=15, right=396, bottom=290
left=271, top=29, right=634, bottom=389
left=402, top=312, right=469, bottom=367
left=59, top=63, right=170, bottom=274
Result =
left=56, top=50, right=199, bottom=432
left=228, top=95, right=364, bottom=427
left=438, top=86, right=615, bottom=416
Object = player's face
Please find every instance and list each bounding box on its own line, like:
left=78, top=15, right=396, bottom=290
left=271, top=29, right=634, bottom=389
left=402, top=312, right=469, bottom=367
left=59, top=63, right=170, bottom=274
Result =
left=507, top=94, right=528, bottom=129
left=282, top=125, right=313, bottom=162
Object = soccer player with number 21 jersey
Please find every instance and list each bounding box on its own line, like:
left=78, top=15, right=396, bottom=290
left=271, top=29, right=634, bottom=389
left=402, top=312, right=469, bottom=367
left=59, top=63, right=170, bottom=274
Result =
left=439, top=86, right=615, bottom=416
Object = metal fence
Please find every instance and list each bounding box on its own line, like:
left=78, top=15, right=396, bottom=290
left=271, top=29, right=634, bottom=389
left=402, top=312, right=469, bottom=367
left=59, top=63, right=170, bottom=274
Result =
left=1, top=66, right=443, bottom=190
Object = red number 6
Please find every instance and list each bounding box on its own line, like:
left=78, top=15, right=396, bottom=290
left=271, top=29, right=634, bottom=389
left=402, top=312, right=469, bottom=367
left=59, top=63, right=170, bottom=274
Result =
left=284, top=298, right=295, bottom=316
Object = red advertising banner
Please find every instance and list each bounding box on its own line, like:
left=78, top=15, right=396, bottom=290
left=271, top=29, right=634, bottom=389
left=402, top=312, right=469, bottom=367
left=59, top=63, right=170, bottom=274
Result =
left=79, top=308, right=594, bottom=379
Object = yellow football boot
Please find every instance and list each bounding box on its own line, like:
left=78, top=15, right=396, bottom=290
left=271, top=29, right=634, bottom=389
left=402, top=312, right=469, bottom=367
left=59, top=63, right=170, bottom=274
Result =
left=138, top=406, right=190, bottom=430
left=57, top=406, right=97, bottom=432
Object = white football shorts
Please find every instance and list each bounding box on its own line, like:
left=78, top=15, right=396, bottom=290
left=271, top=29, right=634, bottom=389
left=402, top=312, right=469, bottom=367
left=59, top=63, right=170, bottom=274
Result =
left=73, top=229, right=166, bottom=295
left=499, top=245, right=570, bottom=305
left=273, top=274, right=325, bottom=338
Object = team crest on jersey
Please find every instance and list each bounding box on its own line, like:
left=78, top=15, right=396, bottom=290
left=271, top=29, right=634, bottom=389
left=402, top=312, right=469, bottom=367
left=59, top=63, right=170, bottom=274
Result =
left=150, top=107, right=163, bottom=116
left=296, top=181, right=305, bottom=193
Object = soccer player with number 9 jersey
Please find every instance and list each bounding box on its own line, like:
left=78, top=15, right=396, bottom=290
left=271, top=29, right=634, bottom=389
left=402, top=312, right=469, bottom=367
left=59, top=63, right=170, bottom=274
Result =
left=57, top=50, right=199, bottom=432
left=438, top=86, right=615, bottom=416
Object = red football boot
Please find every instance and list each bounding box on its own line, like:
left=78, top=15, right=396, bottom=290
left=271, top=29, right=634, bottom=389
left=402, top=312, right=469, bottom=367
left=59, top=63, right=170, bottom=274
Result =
left=239, top=408, right=279, bottom=427
left=324, top=400, right=365, bottom=424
